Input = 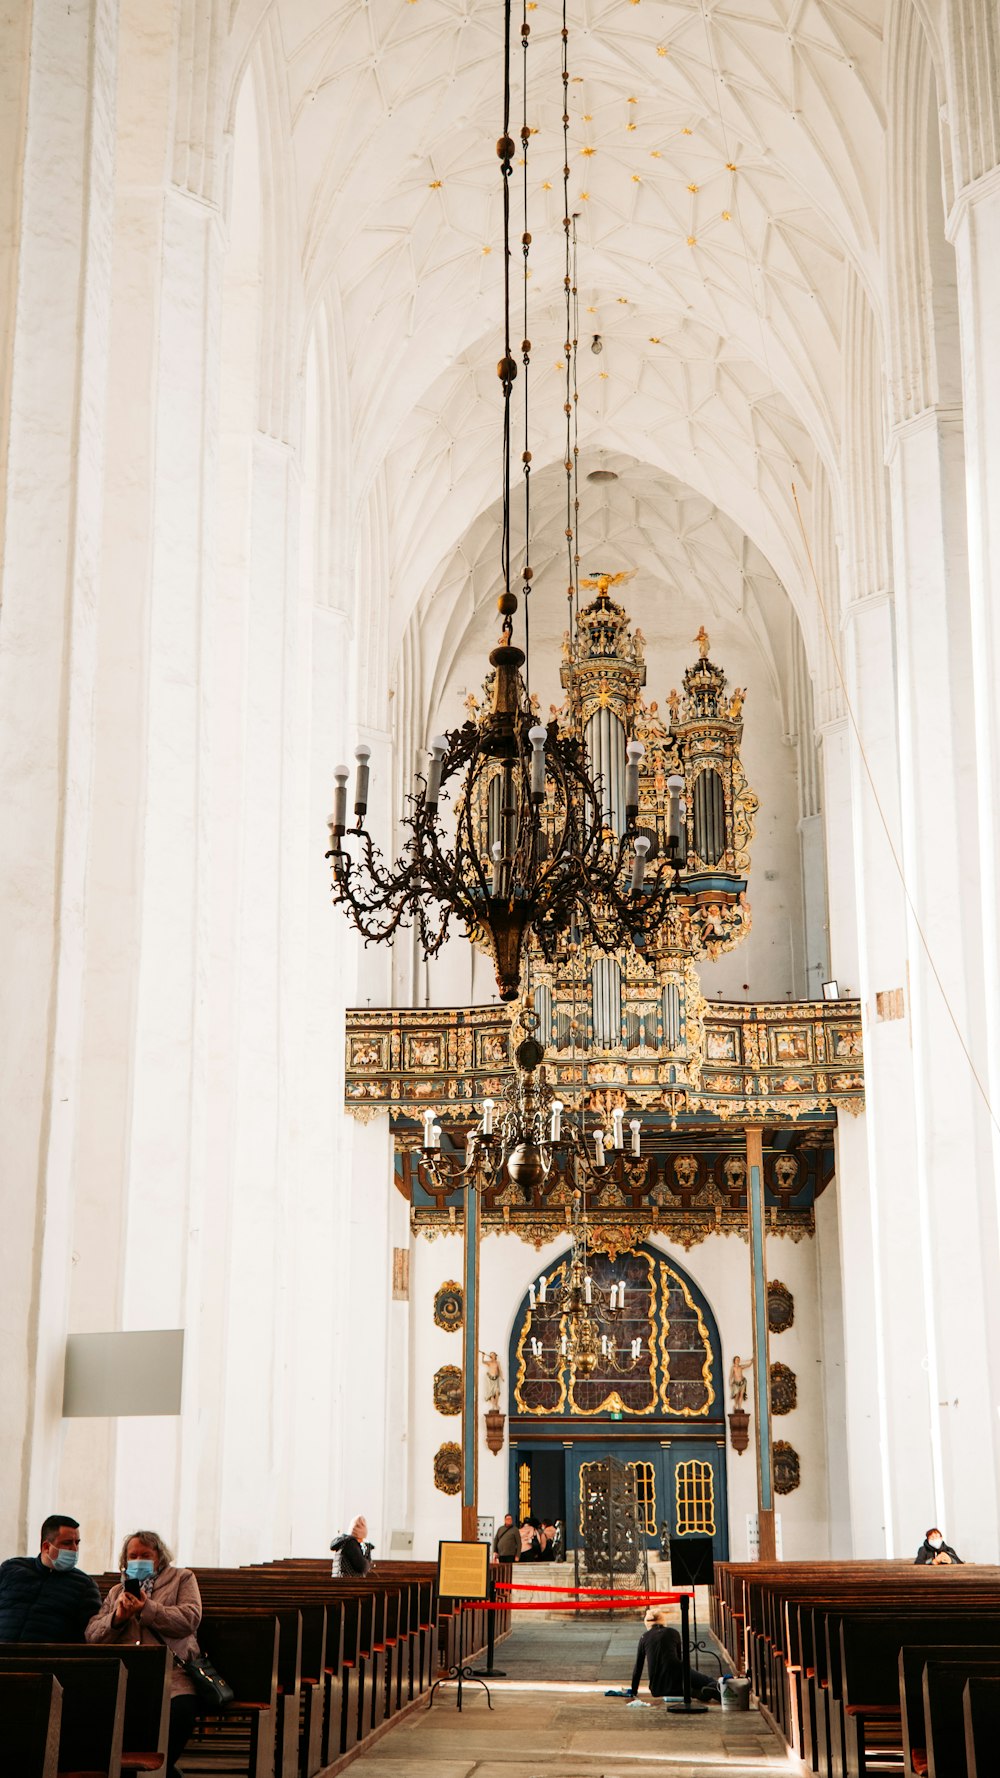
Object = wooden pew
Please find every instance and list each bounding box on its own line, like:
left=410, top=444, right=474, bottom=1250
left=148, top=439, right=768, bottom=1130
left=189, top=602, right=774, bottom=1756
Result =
left=898, top=1643, right=1000, bottom=1775
left=0, top=1656, right=125, bottom=1778
left=182, top=1614, right=278, bottom=1778
left=920, top=1656, right=1000, bottom=1778
left=712, top=1562, right=1000, bottom=1778
left=0, top=1644, right=169, bottom=1774
left=963, top=1675, right=1000, bottom=1778
left=0, top=1671, right=62, bottom=1778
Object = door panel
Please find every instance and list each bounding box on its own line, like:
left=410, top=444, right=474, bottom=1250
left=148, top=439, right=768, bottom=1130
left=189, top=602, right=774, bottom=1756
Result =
left=664, top=1442, right=728, bottom=1562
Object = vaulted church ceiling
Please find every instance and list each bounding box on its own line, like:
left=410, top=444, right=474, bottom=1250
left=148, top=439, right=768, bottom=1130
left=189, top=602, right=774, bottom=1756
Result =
left=236, top=0, right=894, bottom=693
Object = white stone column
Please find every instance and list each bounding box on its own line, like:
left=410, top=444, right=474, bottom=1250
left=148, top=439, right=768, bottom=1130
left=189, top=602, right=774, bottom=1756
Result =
left=841, top=592, right=940, bottom=1552
left=0, top=0, right=118, bottom=1554
left=888, top=404, right=1000, bottom=1557
left=948, top=170, right=1000, bottom=1547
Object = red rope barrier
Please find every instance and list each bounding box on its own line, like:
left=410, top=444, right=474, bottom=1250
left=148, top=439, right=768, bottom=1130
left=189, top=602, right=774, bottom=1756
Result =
left=494, top=1582, right=691, bottom=1598
left=461, top=1596, right=688, bottom=1613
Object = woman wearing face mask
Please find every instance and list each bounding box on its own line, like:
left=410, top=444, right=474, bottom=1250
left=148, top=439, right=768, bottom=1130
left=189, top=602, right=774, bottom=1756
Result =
left=914, top=1526, right=964, bottom=1565
left=86, top=1530, right=202, bottom=1778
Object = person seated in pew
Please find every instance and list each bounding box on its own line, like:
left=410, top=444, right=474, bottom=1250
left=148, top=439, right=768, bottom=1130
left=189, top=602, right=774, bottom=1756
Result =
left=914, top=1526, right=964, bottom=1565
left=628, top=1606, right=720, bottom=1705
left=0, top=1511, right=101, bottom=1641
left=331, top=1515, right=374, bottom=1576
left=85, top=1528, right=202, bottom=1778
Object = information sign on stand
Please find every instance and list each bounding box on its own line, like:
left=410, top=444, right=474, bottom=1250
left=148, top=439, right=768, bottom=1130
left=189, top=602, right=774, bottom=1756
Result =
left=428, top=1541, right=493, bottom=1712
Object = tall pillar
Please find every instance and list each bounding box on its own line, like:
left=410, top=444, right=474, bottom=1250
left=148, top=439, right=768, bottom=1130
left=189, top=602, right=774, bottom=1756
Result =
left=461, top=1180, right=482, bottom=1542
left=0, top=0, right=119, bottom=1553
left=888, top=404, right=1000, bottom=1557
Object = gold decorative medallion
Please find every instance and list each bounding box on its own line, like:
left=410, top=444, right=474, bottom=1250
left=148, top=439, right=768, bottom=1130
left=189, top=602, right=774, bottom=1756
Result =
left=773, top=1439, right=800, bottom=1494
left=433, top=1364, right=462, bottom=1416
left=433, top=1281, right=464, bottom=1332
left=434, top=1442, right=463, bottom=1494
left=767, top=1279, right=794, bottom=1334
left=770, top=1361, right=797, bottom=1415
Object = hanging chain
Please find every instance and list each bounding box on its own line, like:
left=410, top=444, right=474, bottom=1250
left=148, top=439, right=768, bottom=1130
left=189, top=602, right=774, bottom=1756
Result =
left=520, top=0, right=533, bottom=697
left=497, top=0, right=517, bottom=642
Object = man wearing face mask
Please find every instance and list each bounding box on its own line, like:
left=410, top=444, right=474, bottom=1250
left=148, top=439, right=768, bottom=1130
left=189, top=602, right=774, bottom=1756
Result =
left=0, top=1513, right=102, bottom=1640
left=915, top=1526, right=964, bottom=1565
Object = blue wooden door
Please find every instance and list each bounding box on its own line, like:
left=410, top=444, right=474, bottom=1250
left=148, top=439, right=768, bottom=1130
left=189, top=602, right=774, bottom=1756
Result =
left=663, top=1441, right=728, bottom=1563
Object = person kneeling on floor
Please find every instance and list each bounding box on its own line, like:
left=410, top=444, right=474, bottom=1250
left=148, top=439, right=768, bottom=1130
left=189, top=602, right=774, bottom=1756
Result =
left=629, top=1606, right=720, bottom=1704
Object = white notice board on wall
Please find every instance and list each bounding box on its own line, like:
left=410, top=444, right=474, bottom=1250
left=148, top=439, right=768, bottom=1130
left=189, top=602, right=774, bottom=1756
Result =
left=746, top=1514, right=783, bottom=1560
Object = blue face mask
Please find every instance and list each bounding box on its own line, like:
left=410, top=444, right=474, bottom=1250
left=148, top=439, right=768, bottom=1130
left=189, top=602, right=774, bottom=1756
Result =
left=52, top=1549, right=79, bottom=1571
left=125, top=1559, right=155, bottom=1582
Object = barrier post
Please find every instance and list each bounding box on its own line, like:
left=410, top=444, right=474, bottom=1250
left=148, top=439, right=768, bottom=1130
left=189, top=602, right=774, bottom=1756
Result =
left=667, top=1591, right=708, bottom=1715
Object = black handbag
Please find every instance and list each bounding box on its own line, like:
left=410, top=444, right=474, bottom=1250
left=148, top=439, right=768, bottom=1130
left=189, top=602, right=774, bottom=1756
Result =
left=148, top=1624, right=233, bottom=1710
left=180, top=1648, right=234, bottom=1710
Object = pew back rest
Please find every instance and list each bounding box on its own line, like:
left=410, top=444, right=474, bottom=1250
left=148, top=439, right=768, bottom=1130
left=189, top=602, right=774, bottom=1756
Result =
left=0, top=1655, right=126, bottom=1775
left=0, top=1670, right=62, bottom=1776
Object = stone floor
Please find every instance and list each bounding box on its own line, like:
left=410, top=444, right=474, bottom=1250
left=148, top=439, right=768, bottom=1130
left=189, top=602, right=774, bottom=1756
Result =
left=348, top=1616, right=794, bottom=1777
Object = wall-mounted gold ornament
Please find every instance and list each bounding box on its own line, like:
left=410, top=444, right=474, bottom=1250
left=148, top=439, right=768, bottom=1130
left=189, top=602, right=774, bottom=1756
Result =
left=773, top=1439, right=800, bottom=1494
left=433, top=1281, right=464, bottom=1332
left=770, top=1361, right=797, bottom=1415
left=433, top=1364, right=462, bottom=1416
left=433, top=1442, right=463, bottom=1494
left=767, top=1279, right=794, bottom=1334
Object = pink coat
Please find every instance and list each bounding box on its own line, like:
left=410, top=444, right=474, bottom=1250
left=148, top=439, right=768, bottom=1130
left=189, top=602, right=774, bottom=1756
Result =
left=85, top=1564, right=202, bottom=1697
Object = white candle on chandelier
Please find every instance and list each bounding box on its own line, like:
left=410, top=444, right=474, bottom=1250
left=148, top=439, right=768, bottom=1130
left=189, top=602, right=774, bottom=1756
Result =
left=422, top=1110, right=436, bottom=1149
left=550, top=1099, right=563, bottom=1143
left=625, top=738, right=645, bottom=817
left=560, top=1334, right=568, bottom=1355
left=630, top=833, right=650, bottom=893
left=491, top=840, right=503, bottom=895
left=354, top=743, right=372, bottom=819
left=431, top=1122, right=442, bottom=1151
left=594, top=1130, right=605, bottom=1166
left=631, top=1337, right=641, bottom=1359
left=612, top=1107, right=625, bottom=1149
left=481, top=1098, right=495, bottom=1136
left=332, top=766, right=349, bottom=836
left=528, top=724, right=548, bottom=801
left=667, top=773, right=684, bottom=844
left=601, top=1334, right=609, bottom=1356
left=538, top=1275, right=547, bottom=1304
left=609, top=1283, right=619, bottom=1311
left=584, top=1275, right=592, bottom=1304
left=425, top=735, right=448, bottom=810
left=529, top=1283, right=536, bottom=1309
left=629, top=1117, right=641, bottom=1156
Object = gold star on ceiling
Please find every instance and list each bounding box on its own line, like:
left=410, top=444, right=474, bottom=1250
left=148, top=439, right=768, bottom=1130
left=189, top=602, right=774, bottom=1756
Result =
left=581, top=145, right=596, bottom=156
left=657, top=45, right=668, bottom=56
left=632, top=174, right=641, bottom=182
left=687, top=235, right=697, bottom=245
left=428, top=179, right=442, bottom=188
left=722, top=210, right=731, bottom=220
left=688, top=183, right=699, bottom=192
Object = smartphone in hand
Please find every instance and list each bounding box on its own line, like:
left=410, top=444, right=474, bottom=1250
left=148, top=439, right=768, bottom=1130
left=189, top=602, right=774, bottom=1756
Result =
left=123, top=1576, right=144, bottom=1599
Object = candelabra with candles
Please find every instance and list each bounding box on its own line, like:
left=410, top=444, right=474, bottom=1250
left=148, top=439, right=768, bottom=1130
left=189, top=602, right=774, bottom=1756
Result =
left=417, top=1033, right=643, bottom=1205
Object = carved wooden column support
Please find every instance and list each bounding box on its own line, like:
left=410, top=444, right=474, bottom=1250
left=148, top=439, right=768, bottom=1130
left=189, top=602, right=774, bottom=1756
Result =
left=728, top=1409, right=751, bottom=1455
left=484, top=1411, right=505, bottom=1455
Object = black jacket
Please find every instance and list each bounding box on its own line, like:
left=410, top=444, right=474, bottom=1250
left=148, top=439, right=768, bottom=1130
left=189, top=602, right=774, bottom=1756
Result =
left=0, top=1555, right=102, bottom=1642
left=914, top=1539, right=963, bottom=1565
left=631, top=1624, right=683, bottom=1697
left=331, top=1535, right=371, bottom=1577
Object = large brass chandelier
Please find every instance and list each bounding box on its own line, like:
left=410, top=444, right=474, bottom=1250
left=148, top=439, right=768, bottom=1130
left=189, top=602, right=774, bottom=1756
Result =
left=326, top=0, right=687, bottom=1003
